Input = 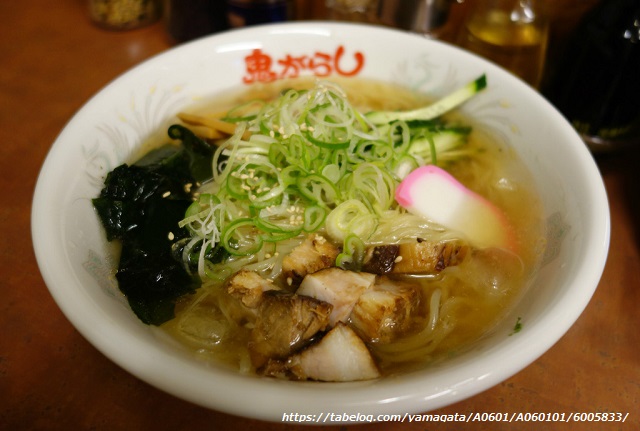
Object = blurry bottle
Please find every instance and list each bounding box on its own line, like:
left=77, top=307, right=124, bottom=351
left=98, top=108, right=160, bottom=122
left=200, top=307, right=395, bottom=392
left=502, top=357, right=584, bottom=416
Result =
left=376, top=0, right=457, bottom=38
left=325, top=0, right=379, bottom=22
left=164, top=0, right=229, bottom=43
left=457, top=0, right=549, bottom=88
left=89, top=0, right=162, bottom=30
left=543, top=0, right=640, bottom=152
left=226, top=0, right=296, bottom=27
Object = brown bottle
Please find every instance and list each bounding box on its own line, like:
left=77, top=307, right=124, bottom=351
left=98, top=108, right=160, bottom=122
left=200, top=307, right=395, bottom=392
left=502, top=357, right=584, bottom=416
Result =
left=164, top=0, right=229, bottom=43
left=226, top=0, right=295, bottom=27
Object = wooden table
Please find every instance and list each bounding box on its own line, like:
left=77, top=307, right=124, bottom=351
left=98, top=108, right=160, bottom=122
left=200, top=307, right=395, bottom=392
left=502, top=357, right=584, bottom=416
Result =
left=2, top=1, right=638, bottom=430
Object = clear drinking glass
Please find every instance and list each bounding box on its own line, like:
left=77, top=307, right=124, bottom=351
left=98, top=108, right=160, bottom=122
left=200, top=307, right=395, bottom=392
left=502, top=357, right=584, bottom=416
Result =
left=457, top=0, right=549, bottom=88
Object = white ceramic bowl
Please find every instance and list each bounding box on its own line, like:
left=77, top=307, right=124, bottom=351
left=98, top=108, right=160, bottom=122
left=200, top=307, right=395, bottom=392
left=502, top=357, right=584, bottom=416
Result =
left=32, top=22, right=610, bottom=422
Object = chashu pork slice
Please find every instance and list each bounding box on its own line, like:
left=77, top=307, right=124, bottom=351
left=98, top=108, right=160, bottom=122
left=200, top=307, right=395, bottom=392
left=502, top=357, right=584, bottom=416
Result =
left=282, top=234, right=340, bottom=288
left=225, top=269, right=280, bottom=309
left=362, top=239, right=468, bottom=275
left=223, top=270, right=280, bottom=327
left=349, top=276, right=422, bottom=343
left=249, top=290, right=332, bottom=370
left=288, top=323, right=380, bottom=381
left=297, top=267, right=376, bottom=327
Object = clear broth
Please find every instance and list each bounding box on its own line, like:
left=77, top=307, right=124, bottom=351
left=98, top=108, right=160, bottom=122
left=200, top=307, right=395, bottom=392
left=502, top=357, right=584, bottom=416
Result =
left=156, top=77, right=545, bottom=377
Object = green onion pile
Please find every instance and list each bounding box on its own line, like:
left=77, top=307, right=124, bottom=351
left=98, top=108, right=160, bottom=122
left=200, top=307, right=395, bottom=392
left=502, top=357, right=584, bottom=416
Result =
left=178, top=78, right=485, bottom=281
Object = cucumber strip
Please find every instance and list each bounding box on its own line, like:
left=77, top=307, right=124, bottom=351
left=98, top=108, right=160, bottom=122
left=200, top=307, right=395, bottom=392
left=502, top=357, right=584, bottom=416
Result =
left=409, top=129, right=470, bottom=157
left=366, top=74, right=487, bottom=125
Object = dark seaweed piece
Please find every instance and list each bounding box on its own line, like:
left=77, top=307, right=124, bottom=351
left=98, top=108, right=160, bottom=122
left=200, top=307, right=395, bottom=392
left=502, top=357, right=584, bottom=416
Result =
left=117, top=238, right=196, bottom=326
left=92, top=125, right=216, bottom=325
left=167, top=124, right=215, bottom=183
left=172, top=237, right=230, bottom=275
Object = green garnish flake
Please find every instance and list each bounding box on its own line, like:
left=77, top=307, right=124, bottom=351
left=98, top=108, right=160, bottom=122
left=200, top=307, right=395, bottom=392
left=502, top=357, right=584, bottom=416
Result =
left=509, top=317, right=523, bottom=336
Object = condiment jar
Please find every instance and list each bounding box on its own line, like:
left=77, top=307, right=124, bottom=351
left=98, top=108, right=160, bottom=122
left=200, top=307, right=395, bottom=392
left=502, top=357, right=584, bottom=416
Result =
left=88, top=0, right=162, bottom=30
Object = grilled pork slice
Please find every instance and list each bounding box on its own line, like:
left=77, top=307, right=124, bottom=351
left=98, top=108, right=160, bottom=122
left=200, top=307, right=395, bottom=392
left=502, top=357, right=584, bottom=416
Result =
left=281, top=234, right=340, bottom=288
left=349, top=277, right=422, bottom=343
left=297, top=267, right=376, bottom=326
left=249, top=290, right=332, bottom=370
left=225, top=269, right=279, bottom=309
left=288, top=323, right=381, bottom=381
left=361, top=244, right=399, bottom=274
left=394, top=239, right=468, bottom=273
left=363, top=239, right=468, bottom=274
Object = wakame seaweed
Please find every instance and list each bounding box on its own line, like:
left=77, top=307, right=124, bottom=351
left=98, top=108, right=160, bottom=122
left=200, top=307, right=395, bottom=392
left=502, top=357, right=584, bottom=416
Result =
left=93, top=125, right=216, bottom=325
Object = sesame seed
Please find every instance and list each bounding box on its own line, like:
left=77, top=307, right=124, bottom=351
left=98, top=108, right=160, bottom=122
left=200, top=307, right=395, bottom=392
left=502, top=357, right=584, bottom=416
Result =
left=167, top=232, right=175, bottom=240
left=286, top=277, right=293, bottom=286
left=394, top=256, right=403, bottom=263
left=162, top=191, right=171, bottom=198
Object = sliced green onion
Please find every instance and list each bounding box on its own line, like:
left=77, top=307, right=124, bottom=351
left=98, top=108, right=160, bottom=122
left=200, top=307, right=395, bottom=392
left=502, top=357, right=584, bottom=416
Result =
left=303, top=130, right=351, bottom=149
left=178, top=79, right=485, bottom=279
left=222, top=99, right=265, bottom=123
left=220, top=218, right=263, bottom=256
left=303, top=205, right=327, bottom=232
left=336, top=234, right=365, bottom=271
left=297, top=174, right=340, bottom=208
left=325, top=199, right=378, bottom=242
